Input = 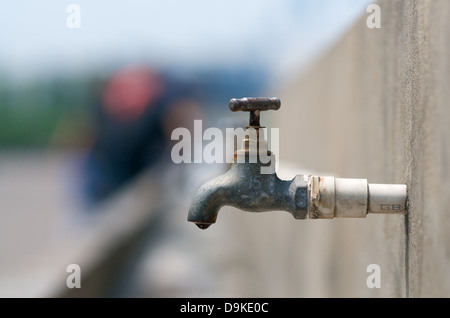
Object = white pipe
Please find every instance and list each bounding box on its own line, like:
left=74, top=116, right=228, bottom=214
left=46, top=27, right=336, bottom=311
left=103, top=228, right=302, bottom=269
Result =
left=308, top=176, right=407, bottom=219
left=368, top=183, right=407, bottom=214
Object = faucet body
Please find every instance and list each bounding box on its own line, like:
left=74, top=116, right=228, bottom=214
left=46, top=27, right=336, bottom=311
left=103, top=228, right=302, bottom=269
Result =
left=188, top=156, right=309, bottom=229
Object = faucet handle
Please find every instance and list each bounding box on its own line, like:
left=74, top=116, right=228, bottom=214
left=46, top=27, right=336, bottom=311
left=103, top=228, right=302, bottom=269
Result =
left=229, top=97, right=281, bottom=127
left=229, top=97, right=281, bottom=112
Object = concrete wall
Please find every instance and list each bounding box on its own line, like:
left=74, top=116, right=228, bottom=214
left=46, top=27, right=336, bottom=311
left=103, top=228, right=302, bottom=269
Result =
left=266, top=0, right=450, bottom=297
left=176, top=0, right=450, bottom=298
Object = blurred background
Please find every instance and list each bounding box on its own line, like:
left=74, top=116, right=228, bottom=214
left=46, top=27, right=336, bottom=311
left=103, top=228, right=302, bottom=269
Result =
left=0, top=0, right=373, bottom=297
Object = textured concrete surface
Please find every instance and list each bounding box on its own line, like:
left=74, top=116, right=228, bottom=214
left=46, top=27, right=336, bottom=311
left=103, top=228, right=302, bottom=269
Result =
left=266, top=0, right=450, bottom=297
left=73, top=0, right=449, bottom=298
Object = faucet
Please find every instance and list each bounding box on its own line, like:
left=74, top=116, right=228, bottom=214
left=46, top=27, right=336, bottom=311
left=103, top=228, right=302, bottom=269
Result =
left=188, top=97, right=407, bottom=229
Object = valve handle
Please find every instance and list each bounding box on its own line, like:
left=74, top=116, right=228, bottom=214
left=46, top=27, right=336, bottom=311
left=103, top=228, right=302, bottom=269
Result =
left=229, top=97, right=281, bottom=112
left=228, top=97, right=280, bottom=126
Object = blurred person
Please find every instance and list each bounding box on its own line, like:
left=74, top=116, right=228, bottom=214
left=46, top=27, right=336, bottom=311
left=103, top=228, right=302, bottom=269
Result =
left=77, top=65, right=226, bottom=297
left=82, top=65, right=203, bottom=206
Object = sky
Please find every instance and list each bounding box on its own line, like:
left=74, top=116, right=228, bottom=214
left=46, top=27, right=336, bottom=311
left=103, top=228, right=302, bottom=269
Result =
left=0, top=0, right=373, bottom=81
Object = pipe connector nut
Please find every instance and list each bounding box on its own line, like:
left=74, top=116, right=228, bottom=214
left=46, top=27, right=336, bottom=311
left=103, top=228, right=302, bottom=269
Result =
left=291, top=175, right=309, bottom=219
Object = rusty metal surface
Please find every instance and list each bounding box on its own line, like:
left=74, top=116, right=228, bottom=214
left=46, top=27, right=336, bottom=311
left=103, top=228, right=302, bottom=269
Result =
left=187, top=158, right=309, bottom=229
left=228, top=97, right=281, bottom=112
left=229, top=97, right=281, bottom=127
left=188, top=97, right=308, bottom=229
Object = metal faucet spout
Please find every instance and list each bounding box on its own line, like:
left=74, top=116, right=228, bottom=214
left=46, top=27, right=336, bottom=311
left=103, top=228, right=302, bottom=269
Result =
left=187, top=161, right=308, bottom=229
left=187, top=169, right=234, bottom=229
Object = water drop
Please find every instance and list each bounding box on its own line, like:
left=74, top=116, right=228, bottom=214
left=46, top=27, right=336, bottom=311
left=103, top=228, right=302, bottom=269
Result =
left=196, top=223, right=211, bottom=230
